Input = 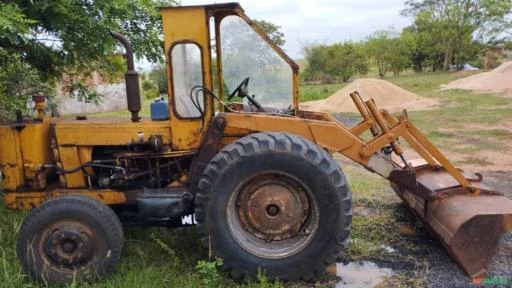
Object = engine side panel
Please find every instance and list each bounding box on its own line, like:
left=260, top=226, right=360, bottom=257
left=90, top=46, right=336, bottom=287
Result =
left=19, top=121, right=53, bottom=187
left=0, top=125, right=24, bottom=190
left=0, top=120, right=53, bottom=191
left=53, top=118, right=172, bottom=188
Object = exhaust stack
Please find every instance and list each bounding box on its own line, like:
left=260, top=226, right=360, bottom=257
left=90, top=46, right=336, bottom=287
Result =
left=109, top=31, right=141, bottom=122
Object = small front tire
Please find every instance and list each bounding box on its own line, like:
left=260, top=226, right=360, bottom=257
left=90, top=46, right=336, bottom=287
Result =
left=17, top=195, right=124, bottom=285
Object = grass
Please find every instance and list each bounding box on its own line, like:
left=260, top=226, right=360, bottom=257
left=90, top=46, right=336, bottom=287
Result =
left=383, top=71, right=512, bottom=155
left=2, top=70, right=511, bottom=287
left=0, top=201, right=293, bottom=288
left=455, top=156, right=494, bottom=166
left=342, top=168, right=428, bottom=287
left=298, top=83, right=347, bottom=102
left=343, top=168, right=400, bottom=261
left=385, top=72, right=512, bottom=128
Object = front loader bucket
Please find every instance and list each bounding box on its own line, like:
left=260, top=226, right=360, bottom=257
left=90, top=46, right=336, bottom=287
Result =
left=343, top=91, right=512, bottom=278
left=393, top=166, right=512, bottom=278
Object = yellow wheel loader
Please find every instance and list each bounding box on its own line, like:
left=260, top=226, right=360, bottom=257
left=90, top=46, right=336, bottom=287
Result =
left=1, top=3, right=511, bottom=284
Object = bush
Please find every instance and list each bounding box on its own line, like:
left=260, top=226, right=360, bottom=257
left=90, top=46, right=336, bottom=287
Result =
left=0, top=59, right=56, bottom=121
left=196, top=257, right=223, bottom=288
left=142, top=79, right=159, bottom=100
left=149, top=65, right=168, bottom=95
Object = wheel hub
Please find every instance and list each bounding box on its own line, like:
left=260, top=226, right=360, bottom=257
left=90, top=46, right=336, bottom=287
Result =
left=237, top=174, right=309, bottom=241
left=43, top=222, right=95, bottom=268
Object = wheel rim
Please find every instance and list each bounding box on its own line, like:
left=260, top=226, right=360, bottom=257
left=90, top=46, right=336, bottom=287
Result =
left=227, top=172, right=319, bottom=259
left=39, top=220, right=98, bottom=270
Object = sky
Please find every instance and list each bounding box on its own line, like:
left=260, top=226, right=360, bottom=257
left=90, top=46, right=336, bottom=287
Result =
left=181, top=0, right=413, bottom=58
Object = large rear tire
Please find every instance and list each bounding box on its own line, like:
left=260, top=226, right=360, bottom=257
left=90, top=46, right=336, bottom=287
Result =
left=17, top=195, right=124, bottom=285
left=195, top=132, right=352, bottom=281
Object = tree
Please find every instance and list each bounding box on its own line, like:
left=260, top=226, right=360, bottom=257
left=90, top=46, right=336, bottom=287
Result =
left=302, top=43, right=368, bottom=83
left=365, top=30, right=410, bottom=77
left=0, top=0, right=177, bottom=119
left=220, top=16, right=291, bottom=105
left=387, top=37, right=412, bottom=76
left=254, top=20, right=286, bottom=47
left=149, top=65, right=168, bottom=95
left=365, top=30, right=394, bottom=77
left=402, top=0, right=512, bottom=70
left=1, top=0, right=177, bottom=78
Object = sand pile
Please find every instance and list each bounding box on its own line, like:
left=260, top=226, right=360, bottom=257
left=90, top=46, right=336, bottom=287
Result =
left=301, top=78, right=437, bottom=113
left=441, top=61, right=512, bottom=97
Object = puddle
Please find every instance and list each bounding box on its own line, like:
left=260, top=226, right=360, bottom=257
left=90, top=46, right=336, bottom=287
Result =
left=335, top=261, right=392, bottom=288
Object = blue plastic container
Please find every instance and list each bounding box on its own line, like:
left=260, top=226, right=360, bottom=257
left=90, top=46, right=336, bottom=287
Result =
left=150, top=98, right=169, bottom=121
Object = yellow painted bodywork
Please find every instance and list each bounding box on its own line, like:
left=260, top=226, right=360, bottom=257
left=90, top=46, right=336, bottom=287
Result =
left=53, top=118, right=172, bottom=188
left=54, top=118, right=171, bottom=146
left=0, top=119, right=53, bottom=191
left=1, top=3, right=471, bottom=211
left=0, top=125, right=24, bottom=190
left=4, top=190, right=127, bottom=211
left=161, top=6, right=214, bottom=150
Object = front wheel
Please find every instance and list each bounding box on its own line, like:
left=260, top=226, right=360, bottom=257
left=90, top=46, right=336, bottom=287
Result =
left=195, top=132, right=352, bottom=281
left=17, top=195, right=124, bottom=285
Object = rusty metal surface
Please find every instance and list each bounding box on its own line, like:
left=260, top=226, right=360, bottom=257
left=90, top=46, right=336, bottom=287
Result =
left=4, top=190, right=127, bottom=210
left=109, top=31, right=141, bottom=122
left=236, top=173, right=309, bottom=241
left=395, top=183, right=512, bottom=278
left=40, top=220, right=97, bottom=269
left=226, top=171, right=319, bottom=259
left=188, top=116, right=226, bottom=194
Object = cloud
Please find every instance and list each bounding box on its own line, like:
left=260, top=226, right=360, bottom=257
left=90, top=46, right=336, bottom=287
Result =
left=181, top=0, right=412, bottom=58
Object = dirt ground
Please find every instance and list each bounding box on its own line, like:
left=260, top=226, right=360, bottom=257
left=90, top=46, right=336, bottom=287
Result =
left=441, top=61, right=512, bottom=98
left=301, top=78, right=438, bottom=113
left=333, top=115, right=512, bottom=288
left=334, top=162, right=511, bottom=288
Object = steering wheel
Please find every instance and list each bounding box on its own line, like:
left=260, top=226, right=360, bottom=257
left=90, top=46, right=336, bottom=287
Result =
left=228, top=77, right=250, bottom=101
left=228, top=77, right=265, bottom=112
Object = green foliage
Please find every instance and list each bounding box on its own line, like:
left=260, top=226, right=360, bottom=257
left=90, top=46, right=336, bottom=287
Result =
left=302, top=42, right=368, bottom=83
left=0, top=3, right=36, bottom=45
left=66, top=82, right=102, bottom=104
left=0, top=0, right=178, bottom=112
left=0, top=57, right=57, bottom=120
left=142, top=79, right=159, bottom=100
left=253, top=20, right=286, bottom=46
left=255, top=268, right=283, bottom=288
left=365, top=29, right=411, bottom=77
left=149, top=65, right=168, bottom=95
left=220, top=16, right=291, bottom=105
left=2, top=0, right=178, bottom=76
left=299, top=83, right=346, bottom=101
left=196, top=257, right=223, bottom=288
left=150, top=231, right=176, bottom=258
left=301, top=1, right=511, bottom=78
left=401, top=0, right=512, bottom=71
